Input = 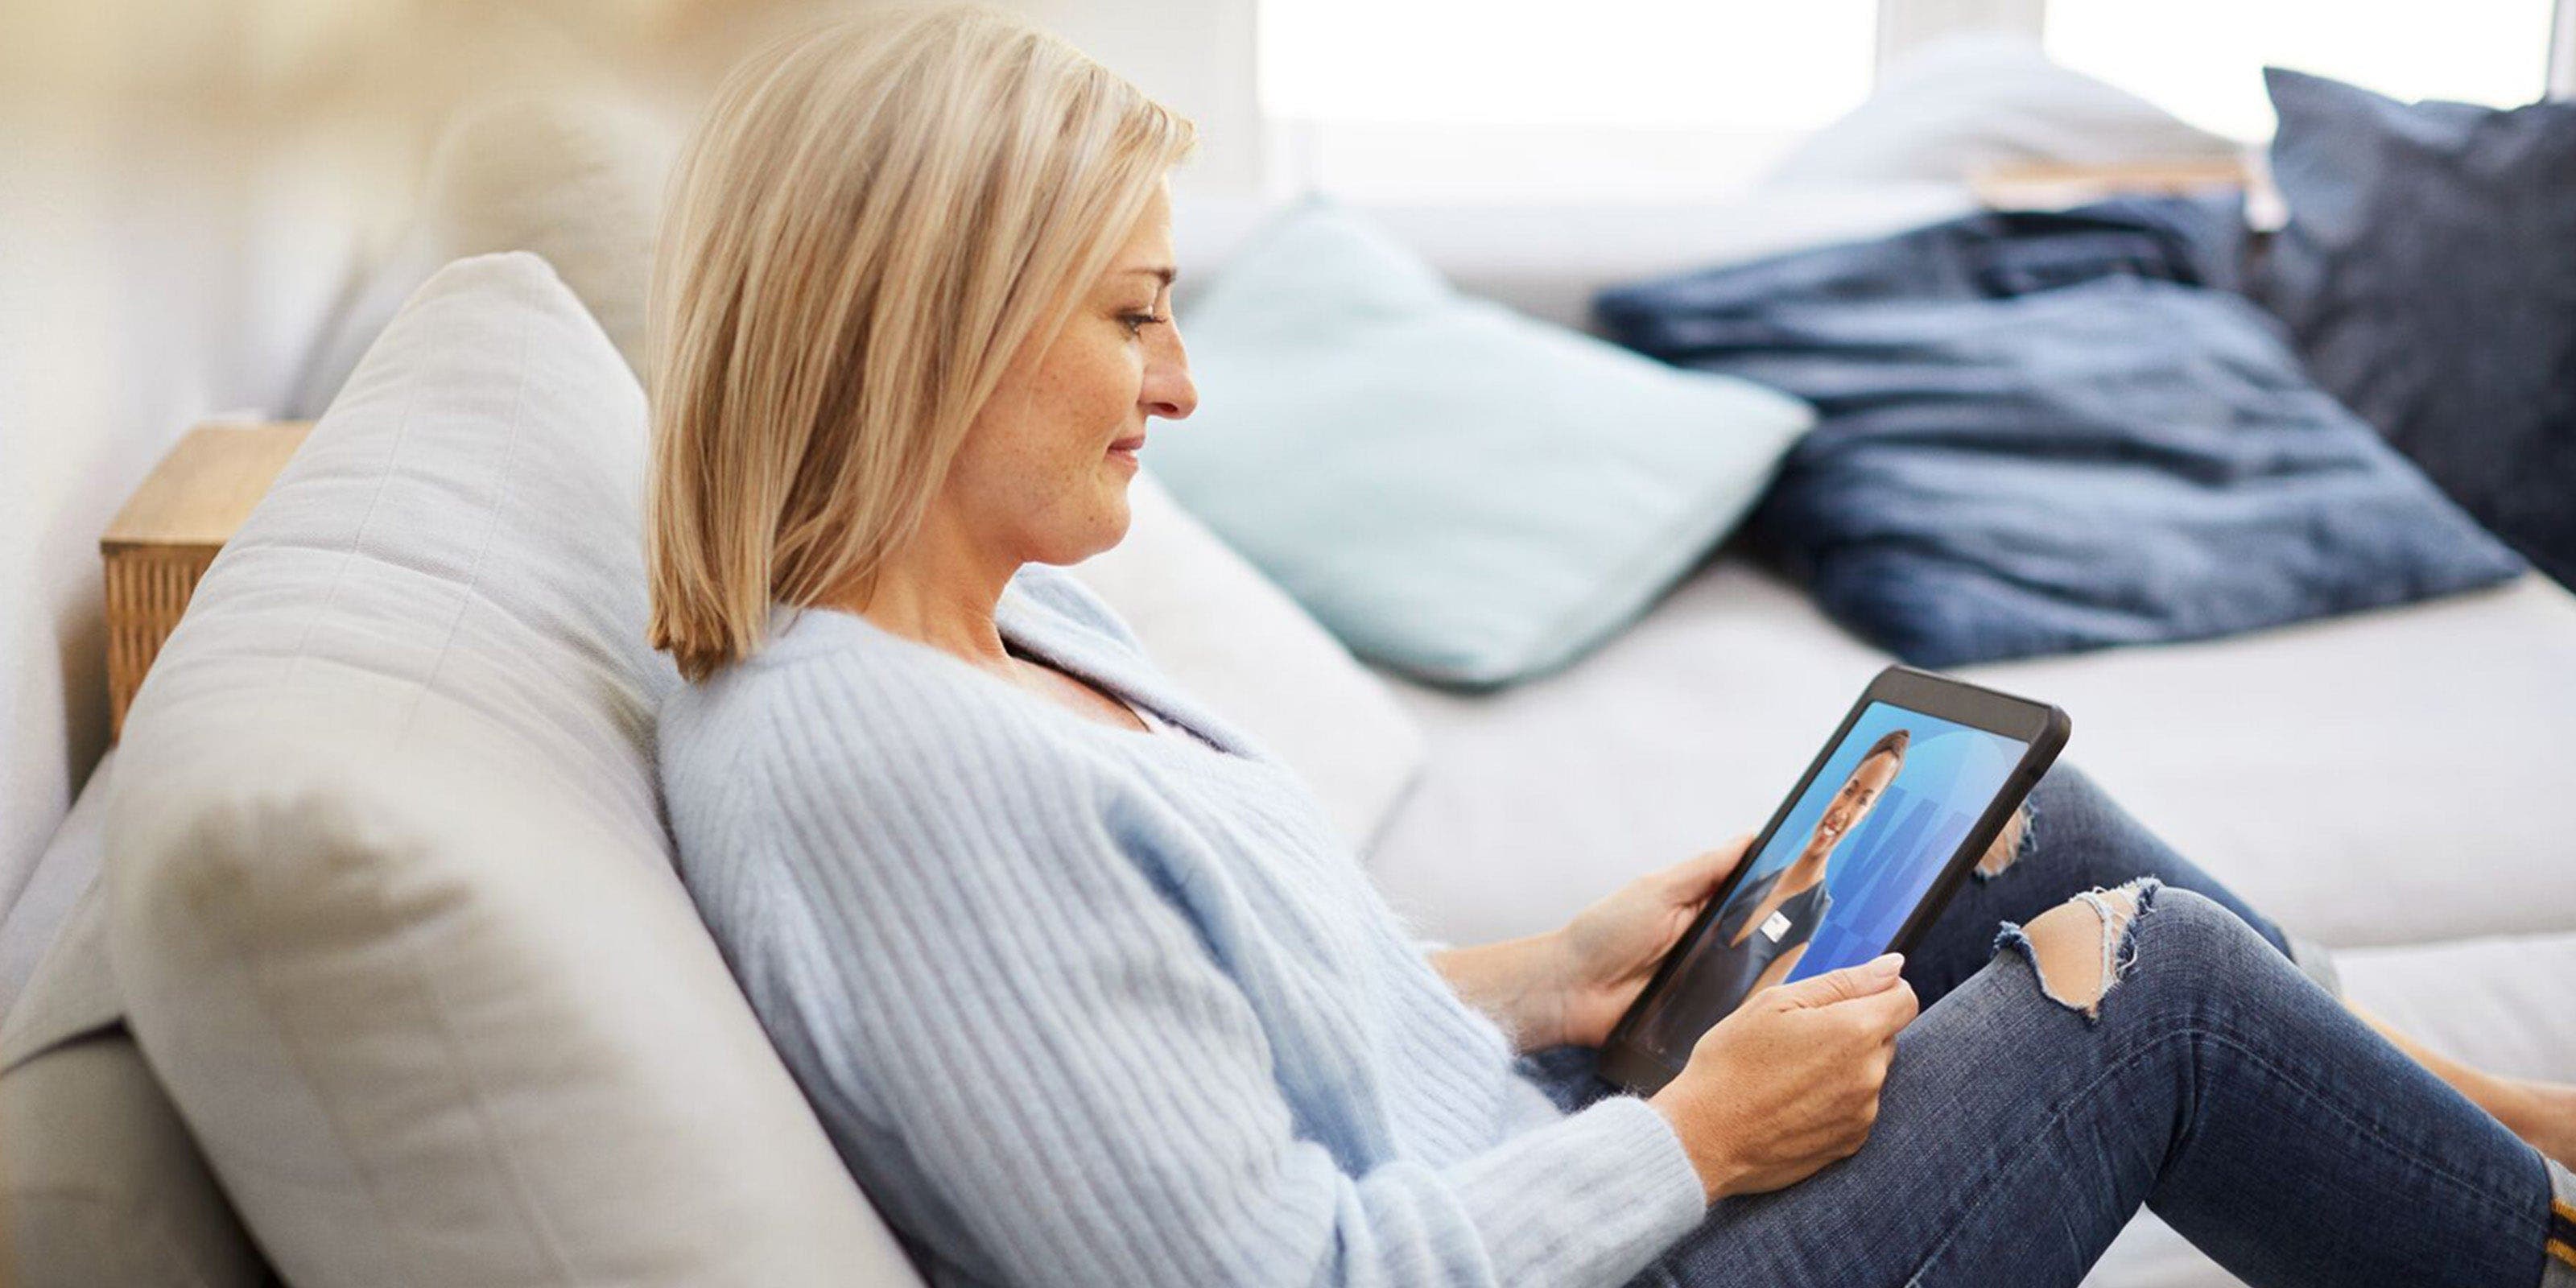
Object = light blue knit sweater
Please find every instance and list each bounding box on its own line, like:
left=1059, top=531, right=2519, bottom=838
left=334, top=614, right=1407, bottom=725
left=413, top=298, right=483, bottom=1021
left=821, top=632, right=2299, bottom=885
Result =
left=658, top=563, right=1707, bottom=1287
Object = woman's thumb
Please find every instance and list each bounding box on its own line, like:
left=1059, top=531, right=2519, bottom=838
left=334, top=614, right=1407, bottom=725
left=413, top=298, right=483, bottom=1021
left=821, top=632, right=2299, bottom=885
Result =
left=1776, top=953, right=1904, bottom=1008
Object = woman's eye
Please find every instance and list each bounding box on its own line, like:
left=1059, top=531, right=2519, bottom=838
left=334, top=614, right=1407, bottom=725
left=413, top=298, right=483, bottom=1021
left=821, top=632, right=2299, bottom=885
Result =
left=1121, top=312, right=1166, bottom=336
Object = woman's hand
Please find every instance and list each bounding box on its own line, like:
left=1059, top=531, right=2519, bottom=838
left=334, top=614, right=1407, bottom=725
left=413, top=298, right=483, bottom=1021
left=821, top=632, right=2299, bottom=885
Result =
left=1429, top=836, right=1748, bottom=1052
left=1649, top=953, right=1918, bottom=1201
left=1547, top=835, right=1753, bottom=1049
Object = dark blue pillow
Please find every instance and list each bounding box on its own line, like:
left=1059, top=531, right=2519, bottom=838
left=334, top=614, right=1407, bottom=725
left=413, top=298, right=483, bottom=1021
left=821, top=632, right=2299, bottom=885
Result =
left=2256, top=68, right=2576, bottom=588
left=1595, top=199, right=2523, bottom=667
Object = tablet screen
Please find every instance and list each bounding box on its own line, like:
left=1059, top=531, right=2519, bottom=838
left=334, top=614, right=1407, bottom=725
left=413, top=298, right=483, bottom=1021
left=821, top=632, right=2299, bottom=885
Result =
left=1624, top=700, right=2030, bottom=1071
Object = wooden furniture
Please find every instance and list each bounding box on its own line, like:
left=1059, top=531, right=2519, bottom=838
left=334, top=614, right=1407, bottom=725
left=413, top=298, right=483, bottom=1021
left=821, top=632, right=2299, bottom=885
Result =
left=101, top=420, right=312, bottom=737
left=1969, top=157, right=2252, bottom=210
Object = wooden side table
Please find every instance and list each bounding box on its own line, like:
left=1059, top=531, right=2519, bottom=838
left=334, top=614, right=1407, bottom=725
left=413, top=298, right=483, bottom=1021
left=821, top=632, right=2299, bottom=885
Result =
left=101, top=420, right=312, bottom=737
left=1968, top=157, right=2252, bottom=210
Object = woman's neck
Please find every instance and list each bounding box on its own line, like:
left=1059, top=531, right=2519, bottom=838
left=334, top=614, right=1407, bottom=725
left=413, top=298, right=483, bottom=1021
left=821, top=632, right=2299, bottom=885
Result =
left=836, top=511, right=1020, bottom=672
left=1781, top=842, right=1833, bottom=886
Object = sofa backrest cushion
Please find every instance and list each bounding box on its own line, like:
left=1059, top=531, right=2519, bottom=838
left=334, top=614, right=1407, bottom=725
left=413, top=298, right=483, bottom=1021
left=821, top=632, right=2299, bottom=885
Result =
left=105, top=252, right=927, bottom=1288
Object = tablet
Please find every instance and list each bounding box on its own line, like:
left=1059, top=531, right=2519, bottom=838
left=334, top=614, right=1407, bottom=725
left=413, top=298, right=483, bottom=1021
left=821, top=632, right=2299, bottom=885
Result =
left=1597, top=666, right=2070, bottom=1096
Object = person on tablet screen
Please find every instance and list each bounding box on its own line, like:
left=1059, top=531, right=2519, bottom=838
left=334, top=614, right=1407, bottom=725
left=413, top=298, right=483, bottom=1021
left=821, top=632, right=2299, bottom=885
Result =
left=1636, top=727, right=1909, bottom=1055
left=1717, top=728, right=1908, bottom=1000
left=650, top=10, right=2576, bottom=1287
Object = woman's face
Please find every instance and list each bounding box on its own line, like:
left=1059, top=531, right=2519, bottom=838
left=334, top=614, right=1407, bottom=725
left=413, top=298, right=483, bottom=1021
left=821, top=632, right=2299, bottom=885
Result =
left=1814, top=748, right=1903, bottom=850
left=946, top=177, right=1196, bottom=569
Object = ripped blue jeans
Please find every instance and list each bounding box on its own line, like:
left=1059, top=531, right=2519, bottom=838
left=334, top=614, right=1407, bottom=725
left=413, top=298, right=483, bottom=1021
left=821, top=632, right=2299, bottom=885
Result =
left=1521, top=763, right=2576, bottom=1286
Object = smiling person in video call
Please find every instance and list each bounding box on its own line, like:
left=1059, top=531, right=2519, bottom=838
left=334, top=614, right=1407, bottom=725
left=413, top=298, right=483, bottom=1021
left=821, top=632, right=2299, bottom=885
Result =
left=1722, top=727, right=1907, bottom=996
left=646, top=6, right=2576, bottom=1286
left=1641, top=727, right=1913, bottom=1061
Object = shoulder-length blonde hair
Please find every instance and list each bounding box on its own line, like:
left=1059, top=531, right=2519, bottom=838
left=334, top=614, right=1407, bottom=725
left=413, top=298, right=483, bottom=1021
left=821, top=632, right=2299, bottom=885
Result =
left=645, top=2, right=1195, bottom=681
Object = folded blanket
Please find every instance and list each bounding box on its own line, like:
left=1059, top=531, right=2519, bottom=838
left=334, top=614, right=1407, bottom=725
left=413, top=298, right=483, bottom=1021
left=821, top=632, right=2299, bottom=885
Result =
left=1593, top=199, right=2522, bottom=667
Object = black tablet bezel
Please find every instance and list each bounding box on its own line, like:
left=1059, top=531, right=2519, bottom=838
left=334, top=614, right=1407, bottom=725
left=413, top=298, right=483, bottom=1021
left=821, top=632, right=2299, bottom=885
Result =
left=1595, top=665, right=2071, bottom=1096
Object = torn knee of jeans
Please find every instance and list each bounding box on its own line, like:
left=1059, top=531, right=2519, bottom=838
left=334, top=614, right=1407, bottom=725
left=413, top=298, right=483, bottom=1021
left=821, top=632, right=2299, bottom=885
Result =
left=1971, top=801, right=2037, bottom=881
left=1993, top=877, right=2161, bottom=1021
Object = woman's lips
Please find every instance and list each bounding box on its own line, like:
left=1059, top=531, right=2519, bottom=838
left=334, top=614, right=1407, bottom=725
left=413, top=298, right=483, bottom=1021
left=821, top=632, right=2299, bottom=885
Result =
left=1107, top=434, right=1145, bottom=469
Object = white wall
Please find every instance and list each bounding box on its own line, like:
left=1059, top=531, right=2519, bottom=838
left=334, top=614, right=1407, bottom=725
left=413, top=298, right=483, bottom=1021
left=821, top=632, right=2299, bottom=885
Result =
left=1005, top=0, right=1264, bottom=197
left=0, top=1, right=373, bottom=910
left=2554, top=0, right=2574, bottom=95
left=1878, top=0, right=2043, bottom=70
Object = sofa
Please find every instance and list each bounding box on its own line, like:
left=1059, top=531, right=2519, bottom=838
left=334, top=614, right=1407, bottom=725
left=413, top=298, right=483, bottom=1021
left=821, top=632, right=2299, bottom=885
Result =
left=6, top=99, right=2574, bottom=1288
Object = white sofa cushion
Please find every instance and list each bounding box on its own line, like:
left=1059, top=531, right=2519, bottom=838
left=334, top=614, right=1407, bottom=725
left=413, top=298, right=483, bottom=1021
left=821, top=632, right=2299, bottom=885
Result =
left=1368, top=558, right=2576, bottom=953
left=105, top=252, right=923, bottom=1288
left=2, top=1030, right=266, bottom=1288
left=1071, top=467, right=1426, bottom=852
left=0, top=812, right=266, bottom=1288
left=289, top=90, right=675, bottom=416
left=1768, top=34, right=2242, bottom=185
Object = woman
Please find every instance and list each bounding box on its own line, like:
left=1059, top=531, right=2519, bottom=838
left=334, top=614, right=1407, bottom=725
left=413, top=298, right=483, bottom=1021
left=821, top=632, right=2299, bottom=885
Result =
left=647, top=7, right=2576, bottom=1286
left=1719, top=725, right=1905, bottom=996
left=1634, top=729, right=1909, bottom=1063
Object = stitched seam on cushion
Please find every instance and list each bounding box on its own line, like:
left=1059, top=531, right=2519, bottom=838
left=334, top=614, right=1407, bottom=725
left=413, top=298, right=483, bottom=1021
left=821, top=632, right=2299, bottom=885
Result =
left=387, top=291, right=535, bottom=743
left=283, top=314, right=426, bottom=691
left=208, top=279, right=571, bottom=1288
left=372, top=282, right=587, bottom=1283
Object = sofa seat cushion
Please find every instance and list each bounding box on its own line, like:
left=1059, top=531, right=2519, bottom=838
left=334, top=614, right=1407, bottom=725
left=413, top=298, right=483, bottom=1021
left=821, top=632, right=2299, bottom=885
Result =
left=0, top=772, right=268, bottom=1288
left=1366, top=555, right=2576, bottom=953
left=105, top=252, right=923, bottom=1288
left=2, top=1029, right=267, bottom=1288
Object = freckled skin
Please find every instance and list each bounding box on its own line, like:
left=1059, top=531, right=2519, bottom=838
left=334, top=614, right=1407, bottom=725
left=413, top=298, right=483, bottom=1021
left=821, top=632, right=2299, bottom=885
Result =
left=864, top=177, right=1197, bottom=734
left=850, top=179, right=1200, bottom=737
left=942, top=179, right=1195, bottom=572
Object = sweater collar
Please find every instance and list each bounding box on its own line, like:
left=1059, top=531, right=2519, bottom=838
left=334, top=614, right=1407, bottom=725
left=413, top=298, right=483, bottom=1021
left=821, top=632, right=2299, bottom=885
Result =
left=756, top=572, right=1272, bottom=766
left=991, top=572, right=1268, bottom=763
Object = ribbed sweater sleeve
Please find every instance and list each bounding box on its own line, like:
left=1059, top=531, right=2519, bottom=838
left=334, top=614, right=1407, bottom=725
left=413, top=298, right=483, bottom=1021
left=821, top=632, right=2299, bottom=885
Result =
left=724, top=654, right=1707, bottom=1288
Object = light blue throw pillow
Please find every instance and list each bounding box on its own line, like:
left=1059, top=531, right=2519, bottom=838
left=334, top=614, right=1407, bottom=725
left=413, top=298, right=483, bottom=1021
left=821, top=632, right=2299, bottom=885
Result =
left=1152, top=195, right=1814, bottom=687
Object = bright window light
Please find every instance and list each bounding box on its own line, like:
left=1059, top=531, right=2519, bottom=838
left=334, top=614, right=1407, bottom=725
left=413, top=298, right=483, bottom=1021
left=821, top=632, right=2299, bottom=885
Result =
left=1258, top=2, right=1877, bottom=128
left=2045, top=0, right=2557, bottom=140
left=1257, top=2, right=1877, bottom=200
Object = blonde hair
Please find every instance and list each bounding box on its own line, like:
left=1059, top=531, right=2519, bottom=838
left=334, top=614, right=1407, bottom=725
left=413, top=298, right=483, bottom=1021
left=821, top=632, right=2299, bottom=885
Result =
left=645, top=2, right=1195, bottom=681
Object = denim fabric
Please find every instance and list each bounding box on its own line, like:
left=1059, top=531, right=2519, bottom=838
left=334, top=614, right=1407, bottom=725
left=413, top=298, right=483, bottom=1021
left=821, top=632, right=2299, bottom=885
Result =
left=1896, top=761, right=2335, bottom=1005
left=1592, top=198, right=2523, bottom=668
left=1519, top=766, right=2574, bottom=1285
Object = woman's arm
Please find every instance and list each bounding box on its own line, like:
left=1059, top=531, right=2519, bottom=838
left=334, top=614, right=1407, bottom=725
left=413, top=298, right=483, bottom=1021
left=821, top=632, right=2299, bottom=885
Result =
left=1432, top=837, right=1755, bottom=1053
left=735, top=662, right=1708, bottom=1288
left=1430, top=933, right=1579, bottom=1052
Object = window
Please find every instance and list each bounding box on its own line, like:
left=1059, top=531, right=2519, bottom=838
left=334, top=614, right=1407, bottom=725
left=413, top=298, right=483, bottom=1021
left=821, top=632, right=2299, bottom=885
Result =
left=2045, top=0, right=2560, bottom=139
left=1257, top=1, right=1878, bottom=202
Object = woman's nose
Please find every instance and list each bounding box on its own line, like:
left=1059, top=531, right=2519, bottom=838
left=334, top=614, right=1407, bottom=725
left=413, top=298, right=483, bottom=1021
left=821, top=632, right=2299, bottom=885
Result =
left=1143, top=333, right=1196, bottom=420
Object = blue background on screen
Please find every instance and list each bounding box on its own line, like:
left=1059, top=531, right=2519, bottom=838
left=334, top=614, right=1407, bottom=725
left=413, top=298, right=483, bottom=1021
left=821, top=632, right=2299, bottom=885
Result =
left=1731, top=701, right=2027, bottom=985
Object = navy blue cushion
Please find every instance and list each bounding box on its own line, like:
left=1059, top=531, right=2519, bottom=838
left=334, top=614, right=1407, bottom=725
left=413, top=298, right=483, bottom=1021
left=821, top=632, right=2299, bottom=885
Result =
left=1595, top=199, right=2522, bottom=667
left=2255, top=68, right=2576, bottom=588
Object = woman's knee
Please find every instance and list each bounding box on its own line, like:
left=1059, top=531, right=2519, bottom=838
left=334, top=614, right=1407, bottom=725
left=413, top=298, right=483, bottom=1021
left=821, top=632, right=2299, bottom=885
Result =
left=1971, top=797, right=2037, bottom=878
left=1994, top=883, right=2264, bottom=1020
